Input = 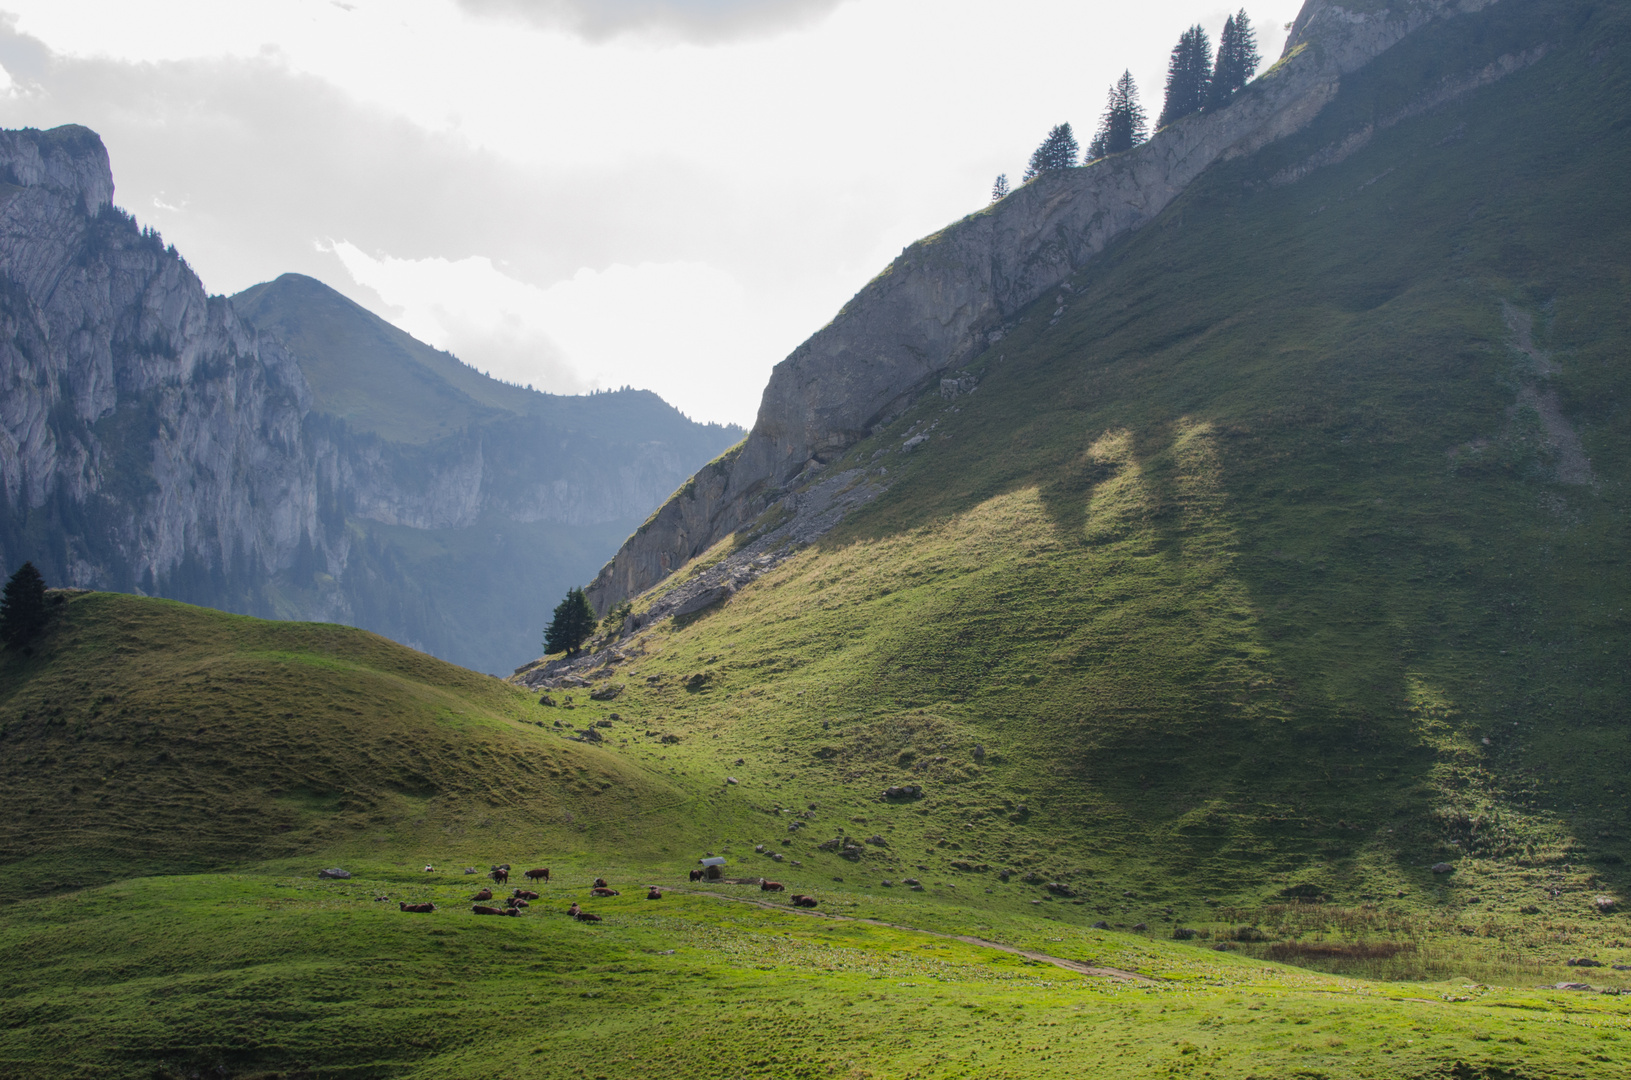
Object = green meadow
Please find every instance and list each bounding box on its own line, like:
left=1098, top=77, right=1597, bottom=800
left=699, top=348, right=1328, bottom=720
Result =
left=5, top=0, right=1631, bottom=1074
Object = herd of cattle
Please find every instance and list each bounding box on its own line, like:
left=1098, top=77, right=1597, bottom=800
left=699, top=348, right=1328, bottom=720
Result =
left=393, top=864, right=819, bottom=921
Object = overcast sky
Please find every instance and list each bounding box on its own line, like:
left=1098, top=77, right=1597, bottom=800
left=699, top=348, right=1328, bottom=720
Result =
left=0, top=0, right=1302, bottom=425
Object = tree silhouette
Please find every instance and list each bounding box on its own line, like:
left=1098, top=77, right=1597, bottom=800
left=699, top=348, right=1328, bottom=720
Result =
left=991, top=173, right=1010, bottom=202
left=544, top=586, right=597, bottom=657
left=1022, top=124, right=1080, bottom=182
left=1088, top=71, right=1148, bottom=159
left=1158, top=25, right=1212, bottom=128
left=0, top=562, right=47, bottom=650
left=1208, top=9, right=1261, bottom=108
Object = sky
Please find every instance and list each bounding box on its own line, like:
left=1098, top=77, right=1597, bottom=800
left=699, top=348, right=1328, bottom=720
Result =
left=0, top=0, right=1303, bottom=425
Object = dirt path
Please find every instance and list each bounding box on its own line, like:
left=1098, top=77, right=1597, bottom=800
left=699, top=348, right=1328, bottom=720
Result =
left=686, top=887, right=1152, bottom=982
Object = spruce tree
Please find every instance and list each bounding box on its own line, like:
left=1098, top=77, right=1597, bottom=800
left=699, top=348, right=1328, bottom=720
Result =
left=543, top=586, right=597, bottom=657
left=1022, top=123, right=1080, bottom=182
left=1208, top=9, right=1261, bottom=108
left=1157, top=25, right=1212, bottom=129
left=991, top=173, right=1010, bottom=202
left=1208, top=15, right=1239, bottom=109
left=0, top=562, right=47, bottom=650
left=1088, top=71, right=1148, bottom=159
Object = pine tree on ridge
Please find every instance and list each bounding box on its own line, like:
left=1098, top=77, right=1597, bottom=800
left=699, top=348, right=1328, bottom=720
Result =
left=1208, top=8, right=1261, bottom=109
left=1088, top=70, right=1148, bottom=160
left=1022, top=124, right=1081, bottom=182
left=991, top=173, right=1010, bottom=202
left=1158, top=24, right=1212, bottom=129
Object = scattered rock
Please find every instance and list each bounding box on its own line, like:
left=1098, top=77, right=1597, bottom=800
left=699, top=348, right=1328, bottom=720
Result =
left=463, top=868, right=477, bottom=875
left=660, top=734, right=681, bottom=744
left=318, top=868, right=351, bottom=880
left=1024, top=872, right=1045, bottom=885
left=1554, top=982, right=1593, bottom=991
left=1567, top=958, right=1604, bottom=968
left=1172, top=928, right=1198, bottom=940
left=734, top=758, right=745, bottom=766
left=771, top=853, right=784, bottom=862
left=1431, top=862, right=1454, bottom=874
left=903, top=878, right=921, bottom=887
left=1593, top=896, right=1617, bottom=913
left=538, top=695, right=557, bottom=707
left=911, top=884, right=925, bottom=892
left=589, top=684, right=625, bottom=702
left=1091, top=921, right=1110, bottom=930
left=673, top=586, right=733, bottom=619
left=939, top=373, right=978, bottom=399
left=1131, top=922, right=1148, bottom=932
left=881, top=880, right=895, bottom=887
left=866, top=835, right=889, bottom=847
left=998, top=869, right=1012, bottom=882
left=971, top=744, right=985, bottom=761
left=1045, top=882, right=1075, bottom=898
left=1520, top=904, right=1541, bottom=915
left=755, top=844, right=767, bottom=853
left=594, top=719, right=614, bottom=728
left=881, top=785, right=923, bottom=800
left=1613, top=964, right=1631, bottom=971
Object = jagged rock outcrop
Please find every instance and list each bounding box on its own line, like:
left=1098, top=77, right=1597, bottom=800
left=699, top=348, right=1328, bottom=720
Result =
left=586, top=0, right=1499, bottom=614
left=0, top=125, right=740, bottom=672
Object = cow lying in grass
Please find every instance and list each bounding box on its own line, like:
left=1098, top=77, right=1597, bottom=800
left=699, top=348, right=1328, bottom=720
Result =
left=512, top=889, right=539, bottom=900
left=473, top=904, right=519, bottom=916
left=791, top=895, right=818, bottom=908
left=760, top=880, right=785, bottom=892
left=567, top=903, right=602, bottom=923
left=646, top=887, right=663, bottom=900
left=399, top=902, right=436, bottom=913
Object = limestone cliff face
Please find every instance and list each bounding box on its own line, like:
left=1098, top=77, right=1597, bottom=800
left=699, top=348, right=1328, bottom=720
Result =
left=585, top=0, right=1498, bottom=614
left=0, top=125, right=739, bottom=672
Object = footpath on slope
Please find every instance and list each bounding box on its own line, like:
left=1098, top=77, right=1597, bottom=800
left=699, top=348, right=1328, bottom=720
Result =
left=683, top=886, right=1153, bottom=982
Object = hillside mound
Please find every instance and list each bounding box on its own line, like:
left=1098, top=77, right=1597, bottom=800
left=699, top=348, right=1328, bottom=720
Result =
left=0, top=592, right=687, bottom=900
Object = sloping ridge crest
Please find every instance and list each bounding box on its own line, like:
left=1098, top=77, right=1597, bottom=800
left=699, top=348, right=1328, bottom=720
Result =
left=585, top=0, right=1498, bottom=614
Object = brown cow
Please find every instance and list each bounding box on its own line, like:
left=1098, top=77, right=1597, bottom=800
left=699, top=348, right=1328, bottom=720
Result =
left=760, top=880, right=785, bottom=892
left=490, top=867, right=510, bottom=885
left=512, top=889, right=540, bottom=900
left=399, top=902, right=436, bottom=913
left=473, top=904, right=515, bottom=916
left=590, top=887, right=620, bottom=897
left=506, top=897, right=529, bottom=909
left=471, top=887, right=493, bottom=901
left=524, top=868, right=550, bottom=883
left=575, top=910, right=603, bottom=923
left=688, top=868, right=705, bottom=882
left=791, top=895, right=818, bottom=908
left=646, top=887, right=663, bottom=900
left=593, top=877, right=609, bottom=888
left=567, top=902, right=581, bottom=917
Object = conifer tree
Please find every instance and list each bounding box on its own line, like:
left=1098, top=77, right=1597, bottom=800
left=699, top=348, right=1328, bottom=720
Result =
left=991, top=173, right=1010, bottom=202
left=0, top=561, right=47, bottom=650
left=1208, top=15, right=1239, bottom=109
left=1208, top=9, right=1261, bottom=108
left=1022, top=123, right=1080, bottom=182
left=543, top=586, right=597, bottom=657
left=1088, top=71, right=1148, bottom=159
left=1158, top=24, right=1212, bottom=128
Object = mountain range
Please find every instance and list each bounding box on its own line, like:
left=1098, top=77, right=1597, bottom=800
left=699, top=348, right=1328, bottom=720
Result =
left=0, top=143, right=740, bottom=672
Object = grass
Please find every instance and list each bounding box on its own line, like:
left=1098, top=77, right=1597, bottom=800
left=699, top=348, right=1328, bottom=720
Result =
left=4, top=0, right=1631, bottom=1074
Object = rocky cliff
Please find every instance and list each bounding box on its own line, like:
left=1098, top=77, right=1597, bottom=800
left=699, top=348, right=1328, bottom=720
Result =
left=0, top=126, right=740, bottom=672
left=585, top=0, right=1499, bottom=614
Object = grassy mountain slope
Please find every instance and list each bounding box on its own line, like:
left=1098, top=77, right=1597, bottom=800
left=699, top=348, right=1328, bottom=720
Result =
left=232, top=273, right=537, bottom=444
left=547, top=0, right=1630, bottom=939
left=0, top=592, right=693, bottom=901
